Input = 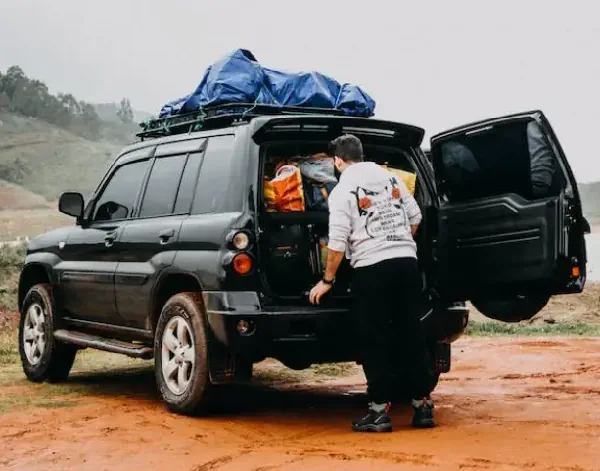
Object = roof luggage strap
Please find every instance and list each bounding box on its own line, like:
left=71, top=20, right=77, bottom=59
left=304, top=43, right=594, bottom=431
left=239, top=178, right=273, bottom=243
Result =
left=136, top=103, right=347, bottom=140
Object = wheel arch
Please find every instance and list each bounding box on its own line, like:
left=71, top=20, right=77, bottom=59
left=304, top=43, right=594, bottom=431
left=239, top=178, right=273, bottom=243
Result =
left=150, top=270, right=205, bottom=332
left=18, top=263, right=53, bottom=311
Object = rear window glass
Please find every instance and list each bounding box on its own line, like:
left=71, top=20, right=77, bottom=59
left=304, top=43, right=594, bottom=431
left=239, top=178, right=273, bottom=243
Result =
left=192, top=135, right=236, bottom=214
left=139, top=154, right=187, bottom=218
left=174, top=151, right=204, bottom=214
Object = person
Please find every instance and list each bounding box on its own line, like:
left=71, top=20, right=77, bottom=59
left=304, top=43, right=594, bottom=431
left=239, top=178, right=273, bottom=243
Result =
left=309, top=134, right=435, bottom=431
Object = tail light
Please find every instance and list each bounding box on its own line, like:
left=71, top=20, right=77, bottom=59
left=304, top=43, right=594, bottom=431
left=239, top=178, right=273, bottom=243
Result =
left=232, top=231, right=250, bottom=250
left=226, top=230, right=253, bottom=250
left=232, top=253, right=253, bottom=275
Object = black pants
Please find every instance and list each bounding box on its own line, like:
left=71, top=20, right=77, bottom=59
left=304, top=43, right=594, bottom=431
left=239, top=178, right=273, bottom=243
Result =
left=352, top=257, right=432, bottom=404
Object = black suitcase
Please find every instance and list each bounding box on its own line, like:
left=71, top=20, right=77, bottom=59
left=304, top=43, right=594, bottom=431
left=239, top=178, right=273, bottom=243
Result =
left=265, top=224, right=315, bottom=296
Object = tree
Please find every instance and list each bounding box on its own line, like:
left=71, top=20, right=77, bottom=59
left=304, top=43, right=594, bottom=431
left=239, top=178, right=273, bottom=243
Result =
left=10, top=83, right=38, bottom=116
left=0, top=65, right=135, bottom=143
left=0, top=92, right=10, bottom=110
left=58, top=93, right=81, bottom=115
left=1, top=65, right=26, bottom=99
left=77, top=101, right=102, bottom=139
left=116, top=97, right=134, bottom=124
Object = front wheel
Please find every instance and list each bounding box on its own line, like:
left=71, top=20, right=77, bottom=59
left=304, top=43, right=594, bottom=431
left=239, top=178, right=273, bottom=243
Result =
left=154, top=292, right=214, bottom=415
left=19, top=284, right=78, bottom=383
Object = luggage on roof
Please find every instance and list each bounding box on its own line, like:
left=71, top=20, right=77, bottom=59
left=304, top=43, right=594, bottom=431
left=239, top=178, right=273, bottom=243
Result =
left=158, top=49, right=376, bottom=120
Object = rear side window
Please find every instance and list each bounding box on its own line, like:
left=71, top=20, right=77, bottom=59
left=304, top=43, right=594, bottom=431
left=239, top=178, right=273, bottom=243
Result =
left=93, top=159, right=149, bottom=222
left=174, top=151, right=204, bottom=214
left=139, top=154, right=187, bottom=218
left=192, top=135, right=236, bottom=214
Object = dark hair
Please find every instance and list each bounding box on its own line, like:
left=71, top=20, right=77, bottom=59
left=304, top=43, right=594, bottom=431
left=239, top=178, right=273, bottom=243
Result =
left=328, top=134, right=364, bottom=163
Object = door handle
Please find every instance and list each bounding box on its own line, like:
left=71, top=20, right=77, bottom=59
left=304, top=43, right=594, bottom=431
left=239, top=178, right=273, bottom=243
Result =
left=104, top=232, right=117, bottom=248
left=158, top=228, right=176, bottom=244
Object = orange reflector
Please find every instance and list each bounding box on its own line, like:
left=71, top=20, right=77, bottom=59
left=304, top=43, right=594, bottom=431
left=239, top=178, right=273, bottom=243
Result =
left=572, top=266, right=581, bottom=278
left=233, top=253, right=253, bottom=275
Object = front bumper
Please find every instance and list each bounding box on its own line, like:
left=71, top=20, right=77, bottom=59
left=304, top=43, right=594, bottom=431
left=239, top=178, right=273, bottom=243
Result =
left=203, top=291, right=469, bottom=360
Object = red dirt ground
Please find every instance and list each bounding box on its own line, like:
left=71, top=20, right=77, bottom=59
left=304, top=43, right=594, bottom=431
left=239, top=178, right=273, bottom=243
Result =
left=1, top=337, right=600, bottom=471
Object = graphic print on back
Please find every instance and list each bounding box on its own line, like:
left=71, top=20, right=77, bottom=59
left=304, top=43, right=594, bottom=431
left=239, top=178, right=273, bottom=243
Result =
left=351, top=176, right=410, bottom=241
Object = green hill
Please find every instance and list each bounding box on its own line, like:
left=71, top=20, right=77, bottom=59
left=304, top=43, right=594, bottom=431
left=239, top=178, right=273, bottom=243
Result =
left=0, top=112, right=121, bottom=199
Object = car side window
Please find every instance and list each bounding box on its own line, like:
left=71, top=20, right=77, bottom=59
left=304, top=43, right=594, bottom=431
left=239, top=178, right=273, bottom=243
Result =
left=139, top=154, right=187, bottom=218
left=173, top=151, right=204, bottom=214
left=92, top=159, right=149, bottom=222
left=192, top=135, right=236, bottom=214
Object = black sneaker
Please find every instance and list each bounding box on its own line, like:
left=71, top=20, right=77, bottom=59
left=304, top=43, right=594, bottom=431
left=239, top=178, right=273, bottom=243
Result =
left=352, top=405, right=392, bottom=433
left=411, top=397, right=435, bottom=428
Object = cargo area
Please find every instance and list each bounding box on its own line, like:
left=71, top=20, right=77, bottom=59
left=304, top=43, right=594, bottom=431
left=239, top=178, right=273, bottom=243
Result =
left=257, top=138, right=424, bottom=302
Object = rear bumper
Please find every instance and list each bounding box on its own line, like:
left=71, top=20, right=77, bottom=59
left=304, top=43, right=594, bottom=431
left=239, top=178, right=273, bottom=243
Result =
left=203, top=291, right=469, bottom=359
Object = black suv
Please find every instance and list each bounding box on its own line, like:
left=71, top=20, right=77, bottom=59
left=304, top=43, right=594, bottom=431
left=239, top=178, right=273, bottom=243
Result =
left=17, top=106, right=588, bottom=414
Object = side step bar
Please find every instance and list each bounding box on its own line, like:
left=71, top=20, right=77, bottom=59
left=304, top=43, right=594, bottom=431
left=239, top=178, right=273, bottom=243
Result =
left=54, top=329, right=153, bottom=360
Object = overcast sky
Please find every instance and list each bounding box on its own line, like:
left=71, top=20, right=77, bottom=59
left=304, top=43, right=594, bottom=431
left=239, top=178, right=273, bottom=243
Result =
left=1, top=0, right=599, bottom=181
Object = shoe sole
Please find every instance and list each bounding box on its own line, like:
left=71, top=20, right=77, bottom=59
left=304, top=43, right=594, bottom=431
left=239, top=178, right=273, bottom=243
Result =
left=352, top=423, right=393, bottom=433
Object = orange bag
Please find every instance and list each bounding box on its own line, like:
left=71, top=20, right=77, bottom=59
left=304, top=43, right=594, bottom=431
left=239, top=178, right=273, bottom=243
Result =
left=264, top=177, right=277, bottom=212
left=271, top=164, right=305, bottom=212
left=383, top=165, right=417, bottom=196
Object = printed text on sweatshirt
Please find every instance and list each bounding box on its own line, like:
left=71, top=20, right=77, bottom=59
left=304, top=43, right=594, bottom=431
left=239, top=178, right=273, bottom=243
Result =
left=327, top=162, right=422, bottom=268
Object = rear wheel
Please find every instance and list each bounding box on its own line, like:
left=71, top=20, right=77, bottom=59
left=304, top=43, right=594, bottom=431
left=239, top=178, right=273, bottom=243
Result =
left=154, top=292, right=214, bottom=415
left=19, top=284, right=77, bottom=383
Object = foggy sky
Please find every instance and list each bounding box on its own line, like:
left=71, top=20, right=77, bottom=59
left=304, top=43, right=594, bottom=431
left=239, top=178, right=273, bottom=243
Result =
left=1, top=0, right=599, bottom=181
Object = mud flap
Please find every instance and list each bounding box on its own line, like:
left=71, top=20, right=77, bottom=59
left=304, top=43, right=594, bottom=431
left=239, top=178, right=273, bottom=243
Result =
left=206, top=333, right=251, bottom=385
left=433, top=342, right=451, bottom=373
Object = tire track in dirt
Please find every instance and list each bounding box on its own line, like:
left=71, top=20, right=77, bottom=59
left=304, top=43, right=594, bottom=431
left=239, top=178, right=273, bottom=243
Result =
left=192, top=450, right=253, bottom=471
left=492, top=364, right=600, bottom=380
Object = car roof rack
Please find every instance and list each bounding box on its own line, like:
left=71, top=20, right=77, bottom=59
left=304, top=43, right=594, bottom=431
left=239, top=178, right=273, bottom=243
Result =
left=137, top=103, right=348, bottom=140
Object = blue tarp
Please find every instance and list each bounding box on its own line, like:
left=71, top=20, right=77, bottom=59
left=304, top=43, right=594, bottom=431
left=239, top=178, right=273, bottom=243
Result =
left=159, top=49, right=375, bottom=118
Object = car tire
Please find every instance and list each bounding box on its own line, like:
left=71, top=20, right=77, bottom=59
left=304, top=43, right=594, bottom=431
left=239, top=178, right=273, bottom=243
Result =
left=471, top=294, right=551, bottom=323
left=19, top=284, right=77, bottom=383
left=154, top=292, right=214, bottom=415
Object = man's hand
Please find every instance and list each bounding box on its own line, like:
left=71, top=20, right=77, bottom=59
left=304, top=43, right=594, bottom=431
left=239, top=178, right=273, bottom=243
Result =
left=309, top=281, right=333, bottom=305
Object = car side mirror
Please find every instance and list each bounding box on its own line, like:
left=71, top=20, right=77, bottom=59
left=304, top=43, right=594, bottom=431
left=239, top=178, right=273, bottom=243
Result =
left=59, top=192, right=84, bottom=220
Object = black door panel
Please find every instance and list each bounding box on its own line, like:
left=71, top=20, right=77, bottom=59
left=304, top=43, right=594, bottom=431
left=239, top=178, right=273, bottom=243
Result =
left=436, top=194, right=560, bottom=299
left=430, top=110, right=586, bottom=317
left=114, top=215, right=186, bottom=329
left=57, top=223, right=123, bottom=323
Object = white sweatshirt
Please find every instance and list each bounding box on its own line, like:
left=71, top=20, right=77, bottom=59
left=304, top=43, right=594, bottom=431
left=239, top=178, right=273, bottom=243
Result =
left=327, top=162, right=422, bottom=268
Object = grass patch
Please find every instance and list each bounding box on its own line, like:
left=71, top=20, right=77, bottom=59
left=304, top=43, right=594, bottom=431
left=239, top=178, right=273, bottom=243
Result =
left=253, top=360, right=357, bottom=386
left=0, top=395, right=79, bottom=414
left=0, top=329, right=18, bottom=364
left=308, top=362, right=356, bottom=377
left=0, top=244, right=25, bottom=313
left=466, top=321, right=600, bottom=337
